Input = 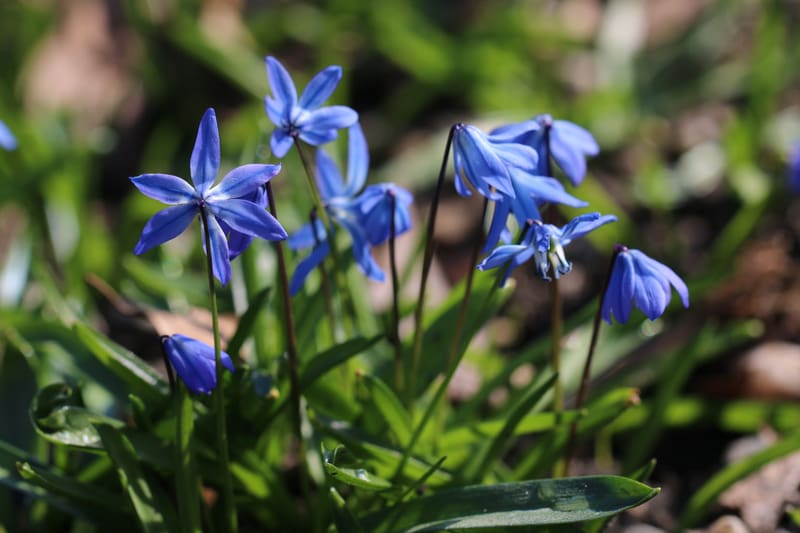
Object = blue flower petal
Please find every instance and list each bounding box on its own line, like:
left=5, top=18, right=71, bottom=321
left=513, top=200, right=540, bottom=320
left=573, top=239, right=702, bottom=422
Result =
left=337, top=216, right=384, bottom=282
left=207, top=164, right=281, bottom=201
left=298, top=128, right=339, bottom=147
left=190, top=109, right=221, bottom=195
left=0, top=120, right=17, bottom=150
left=265, top=56, right=298, bottom=114
left=134, top=203, right=198, bottom=255
left=209, top=199, right=287, bottom=241
left=271, top=129, right=294, bottom=158
left=299, top=65, right=342, bottom=109
left=558, top=213, right=617, bottom=246
left=299, top=106, right=359, bottom=132
left=553, top=120, right=599, bottom=156
left=130, top=173, right=197, bottom=204
left=164, top=334, right=234, bottom=395
left=488, top=120, right=540, bottom=143
left=344, top=123, right=369, bottom=196
left=549, top=135, right=586, bottom=187
left=452, top=125, right=514, bottom=199
left=204, top=214, right=232, bottom=285
left=290, top=241, right=331, bottom=296
left=492, top=142, right=539, bottom=174
left=357, top=184, right=413, bottom=245
left=316, top=148, right=346, bottom=200
left=288, top=219, right=327, bottom=250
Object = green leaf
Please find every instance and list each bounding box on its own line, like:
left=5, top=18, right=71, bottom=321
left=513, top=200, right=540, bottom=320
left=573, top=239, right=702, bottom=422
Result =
left=462, top=373, right=557, bottom=483
left=329, top=487, right=365, bottom=533
left=358, top=373, right=412, bottom=445
left=300, top=336, right=381, bottom=389
left=678, top=431, right=800, bottom=529
left=73, top=322, right=168, bottom=403
left=96, top=424, right=177, bottom=533
left=16, top=461, right=126, bottom=510
left=30, top=383, right=124, bottom=449
left=324, top=462, right=394, bottom=492
left=361, top=475, right=658, bottom=532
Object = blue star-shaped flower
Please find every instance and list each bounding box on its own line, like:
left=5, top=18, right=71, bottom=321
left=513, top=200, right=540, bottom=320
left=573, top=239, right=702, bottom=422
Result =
left=477, top=213, right=617, bottom=285
left=451, top=123, right=538, bottom=200
left=490, top=114, right=599, bottom=186
left=288, top=124, right=413, bottom=295
left=131, top=108, right=287, bottom=286
left=0, top=120, right=17, bottom=150
left=602, top=246, right=689, bottom=324
left=265, top=56, right=359, bottom=158
left=162, top=334, right=234, bottom=395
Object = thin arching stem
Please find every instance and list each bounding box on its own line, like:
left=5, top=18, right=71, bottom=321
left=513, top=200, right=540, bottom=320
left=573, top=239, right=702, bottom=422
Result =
left=563, top=247, right=621, bottom=475
left=409, top=123, right=458, bottom=405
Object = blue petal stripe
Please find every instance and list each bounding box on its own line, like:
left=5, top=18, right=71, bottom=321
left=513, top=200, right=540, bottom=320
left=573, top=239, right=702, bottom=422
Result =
left=266, top=56, right=298, bottom=113
left=190, top=109, right=221, bottom=195
left=207, top=164, right=281, bottom=201
left=205, top=214, right=232, bottom=286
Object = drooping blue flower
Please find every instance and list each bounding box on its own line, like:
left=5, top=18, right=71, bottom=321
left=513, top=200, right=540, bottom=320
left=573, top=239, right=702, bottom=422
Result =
left=265, top=56, right=359, bottom=158
left=451, top=123, right=538, bottom=200
left=356, top=183, right=414, bottom=246
left=162, top=334, right=234, bottom=395
left=131, top=108, right=287, bottom=285
left=601, top=246, right=689, bottom=324
left=788, top=142, right=800, bottom=194
left=477, top=212, right=617, bottom=285
left=0, top=120, right=17, bottom=150
left=490, top=114, right=599, bottom=186
left=288, top=124, right=413, bottom=295
left=483, top=168, right=588, bottom=252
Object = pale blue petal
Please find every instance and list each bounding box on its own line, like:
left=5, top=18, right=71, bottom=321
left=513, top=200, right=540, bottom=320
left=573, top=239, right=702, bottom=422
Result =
left=209, top=199, right=287, bottom=241
left=477, top=244, right=528, bottom=271
left=553, top=120, right=599, bottom=156
left=207, top=164, right=281, bottom=201
left=130, top=174, right=197, bottom=204
left=288, top=219, right=327, bottom=250
left=559, top=213, right=617, bottom=246
left=484, top=199, right=512, bottom=253
left=298, top=128, right=339, bottom=147
left=271, top=129, right=294, bottom=158
left=134, top=203, right=197, bottom=255
left=344, top=123, right=369, bottom=196
left=290, top=241, right=330, bottom=296
left=550, top=136, right=586, bottom=186
left=190, top=109, right=221, bottom=195
left=452, top=125, right=514, bottom=198
left=299, top=65, right=342, bottom=109
left=316, top=148, right=346, bottom=200
left=512, top=173, right=588, bottom=208
left=265, top=96, right=286, bottom=127
left=265, top=56, right=298, bottom=113
left=0, top=120, right=17, bottom=150
left=489, top=120, right=540, bottom=143
left=299, top=106, right=359, bottom=133
left=338, top=216, right=384, bottom=282
left=491, top=142, right=539, bottom=173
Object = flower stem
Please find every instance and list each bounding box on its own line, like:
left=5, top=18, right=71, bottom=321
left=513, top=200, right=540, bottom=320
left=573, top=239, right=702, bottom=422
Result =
left=395, top=197, right=486, bottom=480
left=563, top=247, right=620, bottom=475
left=292, top=138, right=355, bottom=337
left=310, top=209, right=338, bottom=342
left=264, top=182, right=310, bottom=498
left=388, top=192, right=404, bottom=395
left=409, top=123, right=457, bottom=405
left=199, top=208, right=236, bottom=533
left=550, top=277, right=563, bottom=415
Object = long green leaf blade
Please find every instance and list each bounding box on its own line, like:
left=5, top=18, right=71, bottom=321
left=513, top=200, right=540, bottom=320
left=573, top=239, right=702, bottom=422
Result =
left=362, top=475, right=658, bottom=532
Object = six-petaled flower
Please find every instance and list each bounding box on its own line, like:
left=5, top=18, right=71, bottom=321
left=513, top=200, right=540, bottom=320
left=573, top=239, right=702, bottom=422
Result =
left=162, top=334, right=234, bottom=395
left=131, top=108, right=288, bottom=286
left=265, top=56, right=359, bottom=158
left=601, top=246, right=689, bottom=324
left=288, top=124, right=413, bottom=295
left=477, top=213, right=617, bottom=285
